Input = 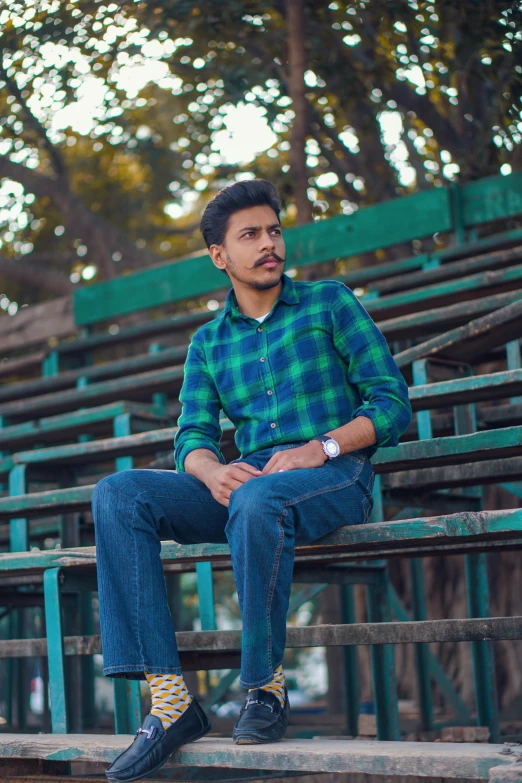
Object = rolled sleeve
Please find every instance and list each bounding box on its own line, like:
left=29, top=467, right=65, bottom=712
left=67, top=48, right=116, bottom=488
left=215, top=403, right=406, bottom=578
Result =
left=174, top=335, right=226, bottom=473
left=331, top=283, right=412, bottom=449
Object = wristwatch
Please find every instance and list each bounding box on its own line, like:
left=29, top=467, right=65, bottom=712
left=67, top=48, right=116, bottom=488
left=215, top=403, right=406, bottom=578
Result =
left=311, top=434, right=341, bottom=460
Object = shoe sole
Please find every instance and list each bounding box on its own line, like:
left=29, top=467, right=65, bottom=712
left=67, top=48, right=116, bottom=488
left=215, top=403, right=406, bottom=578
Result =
left=233, top=735, right=284, bottom=745
left=106, top=723, right=211, bottom=783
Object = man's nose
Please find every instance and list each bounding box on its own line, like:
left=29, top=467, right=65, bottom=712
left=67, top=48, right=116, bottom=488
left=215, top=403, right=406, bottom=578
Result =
left=259, top=231, right=276, bottom=253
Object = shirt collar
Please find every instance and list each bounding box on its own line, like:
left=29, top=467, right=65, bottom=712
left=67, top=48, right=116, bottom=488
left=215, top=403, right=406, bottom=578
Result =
left=218, top=272, right=300, bottom=323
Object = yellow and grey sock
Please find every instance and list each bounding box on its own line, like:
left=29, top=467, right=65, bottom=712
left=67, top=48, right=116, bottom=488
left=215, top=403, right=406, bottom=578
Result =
left=146, top=673, right=192, bottom=730
left=250, top=664, right=285, bottom=707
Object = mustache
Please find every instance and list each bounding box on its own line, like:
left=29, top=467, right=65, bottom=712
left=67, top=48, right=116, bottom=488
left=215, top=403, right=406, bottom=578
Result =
left=254, top=252, right=285, bottom=267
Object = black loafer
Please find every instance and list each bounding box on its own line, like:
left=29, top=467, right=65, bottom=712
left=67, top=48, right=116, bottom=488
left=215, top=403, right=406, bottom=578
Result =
left=232, top=687, right=289, bottom=745
left=105, top=697, right=210, bottom=782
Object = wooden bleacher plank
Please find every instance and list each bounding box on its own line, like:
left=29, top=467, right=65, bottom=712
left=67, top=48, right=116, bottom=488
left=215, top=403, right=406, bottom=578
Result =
left=373, top=426, right=522, bottom=472
left=364, top=263, right=522, bottom=320
left=0, top=419, right=519, bottom=477
left=0, top=734, right=514, bottom=777
left=0, top=401, right=165, bottom=451
left=0, top=366, right=183, bottom=421
left=378, top=288, right=522, bottom=342
left=383, top=457, right=522, bottom=491
left=394, top=299, right=522, bottom=368
left=0, top=508, right=521, bottom=567
left=1, top=615, right=522, bottom=668
left=0, top=351, right=46, bottom=380
left=55, top=309, right=212, bottom=357
left=409, top=368, right=522, bottom=409
left=339, top=227, right=522, bottom=289
left=370, top=244, right=522, bottom=296
left=0, top=345, right=187, bottom=404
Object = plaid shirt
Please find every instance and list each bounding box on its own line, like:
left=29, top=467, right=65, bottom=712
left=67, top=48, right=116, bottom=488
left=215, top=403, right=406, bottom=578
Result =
left=174, top=273, right=412, bottom=472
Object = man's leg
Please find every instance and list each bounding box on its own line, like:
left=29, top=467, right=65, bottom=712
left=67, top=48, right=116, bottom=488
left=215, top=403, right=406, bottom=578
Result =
left=92, top=468, right=228, bottom=680
left=226, top=446, right=374, bottom=743
left=92, top=468, right=229, bottom=782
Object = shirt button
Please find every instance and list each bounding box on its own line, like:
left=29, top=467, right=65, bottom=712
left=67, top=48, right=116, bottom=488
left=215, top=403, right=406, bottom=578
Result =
left=257, top=327, right=263, bottom=332
left=270, top=422, right=276, bottom=429
left=260, top=357, right=265, bottom=362
left=267, top=390, right=273, bottom=396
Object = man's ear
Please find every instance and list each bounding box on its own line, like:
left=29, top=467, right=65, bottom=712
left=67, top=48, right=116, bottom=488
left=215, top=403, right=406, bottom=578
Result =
left=209, top=244, right=227, bottom=273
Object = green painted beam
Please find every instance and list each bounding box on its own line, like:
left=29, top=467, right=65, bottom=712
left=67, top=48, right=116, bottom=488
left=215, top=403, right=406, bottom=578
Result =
left=461, top=171, right=522, bottom=227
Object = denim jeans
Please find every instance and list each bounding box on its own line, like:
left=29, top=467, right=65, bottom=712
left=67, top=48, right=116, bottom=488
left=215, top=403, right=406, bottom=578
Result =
left=92, top=440, right=374, bottom=689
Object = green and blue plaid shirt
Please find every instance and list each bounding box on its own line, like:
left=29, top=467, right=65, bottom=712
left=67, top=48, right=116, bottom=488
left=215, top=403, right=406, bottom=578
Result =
left=174, top=273, right=412, bottom=471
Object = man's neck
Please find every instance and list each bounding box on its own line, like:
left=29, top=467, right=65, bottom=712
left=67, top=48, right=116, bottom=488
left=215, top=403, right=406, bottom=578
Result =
left=233, top=279, right=283, bottom=319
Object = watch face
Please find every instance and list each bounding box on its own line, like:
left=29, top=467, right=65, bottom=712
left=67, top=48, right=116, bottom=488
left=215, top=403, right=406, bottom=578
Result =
left=325, top=440, right=339, bottom=456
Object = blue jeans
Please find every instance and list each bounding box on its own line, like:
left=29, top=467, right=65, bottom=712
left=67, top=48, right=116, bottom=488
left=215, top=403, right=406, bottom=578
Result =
left=92, top=441, right=374, bottom=689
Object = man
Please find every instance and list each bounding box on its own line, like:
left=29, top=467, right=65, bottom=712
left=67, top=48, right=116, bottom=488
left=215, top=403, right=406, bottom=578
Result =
left=93, top=179, right=412, bottom=782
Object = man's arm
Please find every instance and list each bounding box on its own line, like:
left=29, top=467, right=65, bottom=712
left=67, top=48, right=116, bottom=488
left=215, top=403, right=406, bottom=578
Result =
left=330, top=283, right=412, bottom=451
left=174, top=336, right=226, bottom=475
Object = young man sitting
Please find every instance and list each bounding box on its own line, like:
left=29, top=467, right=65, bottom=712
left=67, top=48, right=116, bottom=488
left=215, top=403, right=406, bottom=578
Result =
left=93, top=179, right=412, bottom=782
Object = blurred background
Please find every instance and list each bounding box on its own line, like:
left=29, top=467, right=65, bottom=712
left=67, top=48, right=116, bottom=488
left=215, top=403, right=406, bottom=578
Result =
left=1, top=0, right=522, bottom=735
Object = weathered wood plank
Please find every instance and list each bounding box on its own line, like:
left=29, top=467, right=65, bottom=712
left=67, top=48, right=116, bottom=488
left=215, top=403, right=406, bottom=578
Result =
left=0, top=401, right=161, bottom=451
left=371, top=244, right=522, bottom=296
left=1, top=616, right=521, bottom=661
left=394, top=300, right=522, bottom=367
left=0, top=351, right=46, bottom=380
left=0, top=366, right=183, bottom=420
left=1, top=420, right=519, bottom=478
left=462, top=170, right=522, bottom=227
left=0, top=735, right=513, bottom=777
left=339, top=227, right=522, bottom=289
left=364, top=263, right=522, bottom=321
left=1, top=508, right=522, bottom=574
left=0, top=345, right=187, bottom=404
left=409, top=369, right=522, bottom=410
left=378, top=289, right=522, bottom=342
left=383, top=457, right=522, bottom=491
left=373, top=426, right=522, bottom=472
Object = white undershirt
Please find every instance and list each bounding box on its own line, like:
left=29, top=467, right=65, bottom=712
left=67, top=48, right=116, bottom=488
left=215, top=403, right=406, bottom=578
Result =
left=254, top=313, right=270, bottom=323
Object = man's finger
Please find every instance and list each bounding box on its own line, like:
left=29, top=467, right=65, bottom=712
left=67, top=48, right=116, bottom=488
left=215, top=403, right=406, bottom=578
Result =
left=234, top=462, right=262, bottom=476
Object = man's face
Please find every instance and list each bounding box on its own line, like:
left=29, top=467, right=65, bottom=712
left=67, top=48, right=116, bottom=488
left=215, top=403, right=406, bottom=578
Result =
left=210, top=204, right=286, bottom=290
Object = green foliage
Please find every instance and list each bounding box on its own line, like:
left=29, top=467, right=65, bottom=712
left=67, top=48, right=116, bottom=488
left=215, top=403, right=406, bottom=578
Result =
left=0, top=0, right=521, bottom=302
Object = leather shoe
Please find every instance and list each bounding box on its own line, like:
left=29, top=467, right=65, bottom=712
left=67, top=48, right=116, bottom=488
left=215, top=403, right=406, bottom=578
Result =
left=105, top=697, right=210, bottom=782
left=232, top=688, right=289, bottom=744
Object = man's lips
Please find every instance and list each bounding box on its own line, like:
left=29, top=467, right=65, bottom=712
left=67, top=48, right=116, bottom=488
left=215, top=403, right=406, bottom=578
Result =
left=259, top=257, right=279, bottom=267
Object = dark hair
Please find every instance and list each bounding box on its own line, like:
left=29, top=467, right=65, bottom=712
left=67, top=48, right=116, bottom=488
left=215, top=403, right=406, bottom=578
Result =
left=200, top=179, right=281, bottom=253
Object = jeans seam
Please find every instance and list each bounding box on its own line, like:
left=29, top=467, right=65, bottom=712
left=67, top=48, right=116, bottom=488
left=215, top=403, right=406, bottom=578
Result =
left=265, top=514, right=285, bottom=675
left=281, top=458, right=364, bottom=507
left=130, top=500, right=146, bottom=672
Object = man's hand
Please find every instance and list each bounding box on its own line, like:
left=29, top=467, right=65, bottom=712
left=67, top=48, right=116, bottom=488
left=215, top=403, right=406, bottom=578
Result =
left=261, top=441, right=326, bottom=475
left=205, top=462, right=262, bottom=508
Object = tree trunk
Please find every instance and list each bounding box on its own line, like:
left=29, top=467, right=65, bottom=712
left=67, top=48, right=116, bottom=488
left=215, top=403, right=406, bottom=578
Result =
left=285, top=0, right=313, bottom=225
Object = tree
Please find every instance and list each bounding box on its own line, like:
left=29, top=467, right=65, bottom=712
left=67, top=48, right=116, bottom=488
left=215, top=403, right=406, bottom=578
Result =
left=0, top=0, right=521, bottom=303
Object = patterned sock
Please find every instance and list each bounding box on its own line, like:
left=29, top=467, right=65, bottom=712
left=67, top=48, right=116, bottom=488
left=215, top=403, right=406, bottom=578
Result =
left=146, top=673, right=192, bottom=730
left=250, top=664, right=285, bottom=707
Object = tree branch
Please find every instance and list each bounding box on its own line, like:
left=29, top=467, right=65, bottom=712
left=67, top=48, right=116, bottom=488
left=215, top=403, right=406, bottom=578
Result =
left=0, top=156, right=164, bottom=278
left=0, top=63, right=68, bottom=181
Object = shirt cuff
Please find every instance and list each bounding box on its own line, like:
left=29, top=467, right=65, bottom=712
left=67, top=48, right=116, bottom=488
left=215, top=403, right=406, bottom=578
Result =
left=175, top=439, right=226, bottom=474
left=353, top=408, right=398, bottom=449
